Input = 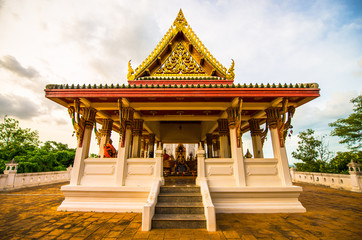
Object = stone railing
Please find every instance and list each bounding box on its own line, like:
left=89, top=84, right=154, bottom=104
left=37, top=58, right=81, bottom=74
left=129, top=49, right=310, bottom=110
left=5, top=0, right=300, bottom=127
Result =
left=0, top=167, right=72, bottom=191
left=290, top=162, right=362, bottom=193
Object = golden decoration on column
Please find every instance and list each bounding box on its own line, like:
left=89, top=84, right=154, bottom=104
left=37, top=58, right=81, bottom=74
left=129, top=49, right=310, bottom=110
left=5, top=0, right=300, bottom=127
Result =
left=93, top=123, right=101, bottom=146
left=68, top=99, right=85, bottom=147
left=265, top=98, right=295, bottom=147
left=68, top=100, right=97, bottom=147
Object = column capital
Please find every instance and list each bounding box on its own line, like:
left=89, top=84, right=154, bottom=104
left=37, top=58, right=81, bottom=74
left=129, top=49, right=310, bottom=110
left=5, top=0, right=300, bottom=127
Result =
left=265, top=106, right=295, bottom=147
left=100, top=119, right=113, bottom=136
left=226, top=107, right=238, bottom=129
left=121, top=107, right=134, bottom=127
left=206, top=133, right=213, bottom=144
left=133, top=119, right=144, bottom=136
left=248, top=119, right=263, bottom=136
left=83, top=107, right=97, bottom=127
left=217, top=119, right=229, bottom=136
left=265, top=107, right=280, bottom=129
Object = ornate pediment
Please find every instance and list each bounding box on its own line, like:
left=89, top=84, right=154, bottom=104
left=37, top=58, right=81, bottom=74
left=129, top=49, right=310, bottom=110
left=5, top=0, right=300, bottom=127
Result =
left=155, top=43, right=206, bottom=75
left=127, top=9, right=235, bottom=81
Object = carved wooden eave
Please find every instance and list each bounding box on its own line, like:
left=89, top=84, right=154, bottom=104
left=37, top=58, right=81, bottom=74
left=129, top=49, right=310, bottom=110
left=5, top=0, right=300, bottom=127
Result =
left=127, top=9, right=235, bottom=83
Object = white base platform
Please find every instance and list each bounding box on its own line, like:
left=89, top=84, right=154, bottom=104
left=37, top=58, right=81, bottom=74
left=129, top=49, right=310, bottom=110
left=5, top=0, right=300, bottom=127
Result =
left=57, top=185, right=150, bottom=213
left=210, top=185, right=306, bottom=213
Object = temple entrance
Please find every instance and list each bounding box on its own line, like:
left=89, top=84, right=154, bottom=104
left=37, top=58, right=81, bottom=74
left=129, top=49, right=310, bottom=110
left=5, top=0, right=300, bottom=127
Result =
left=163, top=143, right=197, bottom=177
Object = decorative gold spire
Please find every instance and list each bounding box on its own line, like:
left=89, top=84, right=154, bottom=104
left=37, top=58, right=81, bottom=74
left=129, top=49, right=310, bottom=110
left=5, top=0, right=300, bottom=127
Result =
left=173, top=9, right=188, bottom=30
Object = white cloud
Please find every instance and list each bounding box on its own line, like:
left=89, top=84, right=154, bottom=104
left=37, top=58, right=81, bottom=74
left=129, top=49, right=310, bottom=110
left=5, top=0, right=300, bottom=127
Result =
left=0, top=0, right=360, bottom=157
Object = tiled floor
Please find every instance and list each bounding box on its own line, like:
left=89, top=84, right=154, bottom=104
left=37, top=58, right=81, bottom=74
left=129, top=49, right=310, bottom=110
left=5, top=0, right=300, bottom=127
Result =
left=0, top=182, right=361, bottom=239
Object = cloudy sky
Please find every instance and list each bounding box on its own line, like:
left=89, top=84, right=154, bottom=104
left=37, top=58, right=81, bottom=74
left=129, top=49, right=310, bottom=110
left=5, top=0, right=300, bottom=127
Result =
left=0, top=0, right=361, bottom=163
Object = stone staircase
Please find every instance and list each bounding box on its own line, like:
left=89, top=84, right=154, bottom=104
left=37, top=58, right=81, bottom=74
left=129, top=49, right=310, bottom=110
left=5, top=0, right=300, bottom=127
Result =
left=152, top=177, right=206, bottom=229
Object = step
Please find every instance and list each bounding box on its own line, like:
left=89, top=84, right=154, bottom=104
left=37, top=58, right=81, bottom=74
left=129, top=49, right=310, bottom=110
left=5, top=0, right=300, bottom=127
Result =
left=152, top=214, right=206, bottom=229
left=157, top=192, right=202, bottom=202
left=160, top=186, right=200, bottom=193
left=155, top=202, right=204, bottom=214
left=164, top=177, right=196, bottom=186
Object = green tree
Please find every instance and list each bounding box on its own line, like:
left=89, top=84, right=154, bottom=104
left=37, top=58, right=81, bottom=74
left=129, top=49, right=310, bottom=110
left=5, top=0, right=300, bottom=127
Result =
left=328, top=151, right=361, bottom=174
left=292, top=129, right=332, bottom=172
left=0, top=116, right=75, bottom=173
left=329, top=95, right=362, bottom=150
left=0, top=116, right=40, bottom=161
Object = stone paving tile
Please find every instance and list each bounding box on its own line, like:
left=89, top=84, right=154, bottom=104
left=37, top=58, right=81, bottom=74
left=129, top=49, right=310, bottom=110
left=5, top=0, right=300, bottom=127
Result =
left=0, top=182, right=361, bottom=239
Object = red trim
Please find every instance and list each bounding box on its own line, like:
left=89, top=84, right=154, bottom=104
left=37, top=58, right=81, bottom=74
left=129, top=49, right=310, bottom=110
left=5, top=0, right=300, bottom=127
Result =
left=45, top=88, right=320, bottom=98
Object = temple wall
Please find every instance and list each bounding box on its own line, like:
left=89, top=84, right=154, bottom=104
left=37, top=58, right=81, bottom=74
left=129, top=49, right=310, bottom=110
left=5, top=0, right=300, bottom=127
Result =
left=290, top=170, right=362, bottom=192
left=80, top=158, right=117, bottom=186
left=125, top=158, right=157, bottom=187
left=0, top=170, right=71, bottom=191
left=244, top=158, right=281, bottom=186
left=205, top=158, right=236, bottom=187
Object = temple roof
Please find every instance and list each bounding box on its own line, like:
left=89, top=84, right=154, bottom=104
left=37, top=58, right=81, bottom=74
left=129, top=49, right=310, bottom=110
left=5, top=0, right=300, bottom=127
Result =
left=127, top=9, right=235, bottom=83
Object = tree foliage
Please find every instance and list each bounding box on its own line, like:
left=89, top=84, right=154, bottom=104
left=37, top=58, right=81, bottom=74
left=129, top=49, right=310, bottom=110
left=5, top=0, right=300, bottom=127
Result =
left=0, top=116, right=75, bottom=173
left=292, top=129, right=332, bottom=172
left=329, top=95, right=362, bottom=150
left=328, top=151, right=362, bottom=174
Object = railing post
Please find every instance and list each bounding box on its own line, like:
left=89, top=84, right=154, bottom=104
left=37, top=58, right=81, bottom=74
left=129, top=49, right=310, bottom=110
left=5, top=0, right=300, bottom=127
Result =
left=3, top=159, right=18, bottom=189
left=196, top=143, right=206, bottom=186
left=290, top=166, right=296, bottom=182
left=154, top=143, right=164, bottom=185
left=348, top=160, right=362, bottom=192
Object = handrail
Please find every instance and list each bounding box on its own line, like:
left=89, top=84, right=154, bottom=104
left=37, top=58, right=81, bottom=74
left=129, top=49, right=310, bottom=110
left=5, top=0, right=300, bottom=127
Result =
left=199, top=179, right=216, bottom=231
left=141, top=179, right=161, bottom=231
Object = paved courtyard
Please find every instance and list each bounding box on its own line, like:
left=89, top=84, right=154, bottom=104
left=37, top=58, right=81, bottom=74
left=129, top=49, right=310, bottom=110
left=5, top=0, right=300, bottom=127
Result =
left=0, top=182, right=361, bottom=240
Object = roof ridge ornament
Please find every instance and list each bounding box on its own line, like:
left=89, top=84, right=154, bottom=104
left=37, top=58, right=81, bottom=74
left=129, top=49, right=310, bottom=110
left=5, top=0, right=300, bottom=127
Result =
left=128, top=60, right=135, bottom=80
left=173, top=9, right=188, bottom=30
left=226, top=59, right=235, bottom=79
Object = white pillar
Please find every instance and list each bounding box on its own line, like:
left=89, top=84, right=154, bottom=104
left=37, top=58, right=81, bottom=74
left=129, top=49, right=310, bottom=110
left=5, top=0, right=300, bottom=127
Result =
left=230, top=128, right=246, bottom=187
left=115, top=106, right=134, bottom=186
left=70, top=107, right=97, bottom=186
left=196, top=143, right=206, bottom=186
left=270, top=127, right=292, bottom=186
left=116, top=126, right=132, bottom=186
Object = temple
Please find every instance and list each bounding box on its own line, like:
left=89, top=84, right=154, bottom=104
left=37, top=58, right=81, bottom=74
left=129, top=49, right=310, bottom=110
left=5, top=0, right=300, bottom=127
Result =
left=45, top=10, right=320, bottom=231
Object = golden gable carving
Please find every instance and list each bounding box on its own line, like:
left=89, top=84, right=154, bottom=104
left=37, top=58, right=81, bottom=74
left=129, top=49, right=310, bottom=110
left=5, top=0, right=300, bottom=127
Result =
left=155, top=43, right=206, bottom=75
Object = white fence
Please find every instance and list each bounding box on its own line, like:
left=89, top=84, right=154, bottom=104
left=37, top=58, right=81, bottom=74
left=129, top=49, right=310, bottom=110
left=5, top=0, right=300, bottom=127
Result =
left=290, top=166, right=362, bottom=193
left=0, top=168, right=71, bottom=191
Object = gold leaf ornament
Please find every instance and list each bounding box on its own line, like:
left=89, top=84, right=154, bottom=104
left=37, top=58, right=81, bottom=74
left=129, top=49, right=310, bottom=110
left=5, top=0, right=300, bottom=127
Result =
left=226, top=59, right=235, bottom=79
left=127, top=60, right=135, bottom=80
